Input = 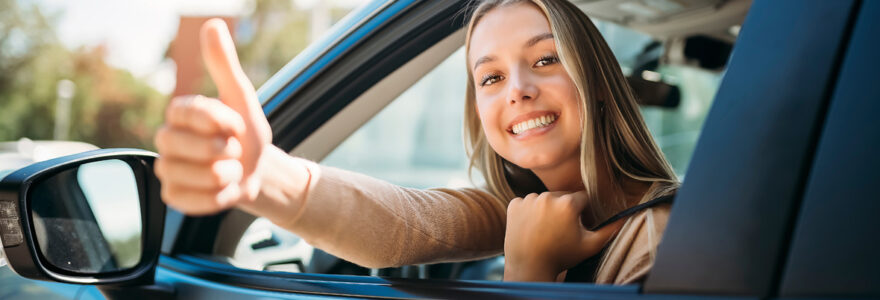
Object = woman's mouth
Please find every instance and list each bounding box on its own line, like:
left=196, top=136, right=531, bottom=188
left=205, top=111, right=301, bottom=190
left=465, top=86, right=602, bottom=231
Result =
left=508, top=113, right=558, bottom=135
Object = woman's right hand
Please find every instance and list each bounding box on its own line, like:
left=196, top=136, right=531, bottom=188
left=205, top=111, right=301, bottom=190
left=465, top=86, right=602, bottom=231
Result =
left=154, top=19, right=272, bottom=215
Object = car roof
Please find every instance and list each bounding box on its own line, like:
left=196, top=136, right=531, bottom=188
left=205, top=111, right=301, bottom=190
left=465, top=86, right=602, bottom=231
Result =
left=576, top=0, right=751, bottom=42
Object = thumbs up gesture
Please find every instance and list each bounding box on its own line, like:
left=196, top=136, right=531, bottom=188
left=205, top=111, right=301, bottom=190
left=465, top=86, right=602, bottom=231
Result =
left=154, top=19, right=273, bottom=215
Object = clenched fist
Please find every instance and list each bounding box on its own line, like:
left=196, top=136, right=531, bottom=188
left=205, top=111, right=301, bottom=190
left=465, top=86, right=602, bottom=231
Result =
left=503, top=191, right=626, bottom=281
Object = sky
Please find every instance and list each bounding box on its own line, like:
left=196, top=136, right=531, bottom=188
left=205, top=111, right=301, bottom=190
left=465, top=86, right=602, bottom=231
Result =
left=31, top=0, right=369, bottom=95
left=77, top=159, right=142, bottom=242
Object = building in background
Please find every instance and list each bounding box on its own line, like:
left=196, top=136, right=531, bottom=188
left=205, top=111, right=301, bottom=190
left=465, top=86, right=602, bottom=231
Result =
left=170, top=17, right=237, bottom=98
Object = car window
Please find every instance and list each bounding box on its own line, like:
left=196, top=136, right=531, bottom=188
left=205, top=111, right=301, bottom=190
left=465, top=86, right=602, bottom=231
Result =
left=594, top=21, right=723, bottom=178
left=641, top=65, right=721, bottom=178
left=232, top=19, right=725, bottom=279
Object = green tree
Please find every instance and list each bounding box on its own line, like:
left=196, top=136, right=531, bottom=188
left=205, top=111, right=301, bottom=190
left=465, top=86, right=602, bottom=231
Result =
left=1, top=0, right=357, bottom=150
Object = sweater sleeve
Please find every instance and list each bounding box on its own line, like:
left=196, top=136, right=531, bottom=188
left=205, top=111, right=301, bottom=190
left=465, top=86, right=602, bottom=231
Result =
left=276, top=160, right=509, bottom=269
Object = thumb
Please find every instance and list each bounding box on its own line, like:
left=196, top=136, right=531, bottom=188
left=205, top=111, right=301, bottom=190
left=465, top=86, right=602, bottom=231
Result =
left=567, top=191, right=589, bottom=213
left=200, top=19, right=271, bottom=178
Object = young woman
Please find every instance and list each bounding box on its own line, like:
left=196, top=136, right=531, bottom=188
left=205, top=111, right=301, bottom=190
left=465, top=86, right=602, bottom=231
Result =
left=154, top=0, right=678, bottom=284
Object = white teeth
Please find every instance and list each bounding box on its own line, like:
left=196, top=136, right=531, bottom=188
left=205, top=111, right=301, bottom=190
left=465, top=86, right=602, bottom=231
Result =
left=511, top=114, right=556, bottom=135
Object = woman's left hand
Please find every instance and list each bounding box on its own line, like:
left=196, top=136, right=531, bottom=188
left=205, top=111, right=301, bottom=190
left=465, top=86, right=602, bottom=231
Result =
left=503, top=191, right=626, bottom=282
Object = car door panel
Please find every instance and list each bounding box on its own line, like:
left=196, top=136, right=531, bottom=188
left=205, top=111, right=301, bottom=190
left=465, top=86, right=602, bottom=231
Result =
left=645, top=0, right=859, bottom=296
left=156, top=254, right=642, bottom=299
left=777, top=0, right=880, bottom=297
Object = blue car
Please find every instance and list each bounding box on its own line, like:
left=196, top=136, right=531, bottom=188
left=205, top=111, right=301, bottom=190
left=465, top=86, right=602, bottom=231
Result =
left=2, top=0, right=878, bottom=298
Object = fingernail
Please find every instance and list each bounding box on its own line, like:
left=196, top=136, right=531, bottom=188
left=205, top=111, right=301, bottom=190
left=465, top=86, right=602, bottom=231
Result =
left=215, top=160, right=243, bottom=182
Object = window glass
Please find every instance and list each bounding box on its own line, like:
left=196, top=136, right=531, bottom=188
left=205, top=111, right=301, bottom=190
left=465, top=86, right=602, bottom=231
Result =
left=595, top=20, right=723, bottom=178
left=321, top=48, right=478, bottom=189
left=594, top=20, right=656, bottom=72
left=642, top=65, right=722, bottom=178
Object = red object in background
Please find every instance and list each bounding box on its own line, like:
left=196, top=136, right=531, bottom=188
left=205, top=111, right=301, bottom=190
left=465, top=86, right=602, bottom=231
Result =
left=170, top=17, right=237, bottom=98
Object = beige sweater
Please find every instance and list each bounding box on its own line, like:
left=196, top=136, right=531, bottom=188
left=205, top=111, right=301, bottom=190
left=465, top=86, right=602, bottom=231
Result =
left=278, top=160, right=671, bottom=284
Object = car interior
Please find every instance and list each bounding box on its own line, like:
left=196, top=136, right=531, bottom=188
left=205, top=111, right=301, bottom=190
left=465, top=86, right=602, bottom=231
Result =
left=201, top=0, right=753, bottom=282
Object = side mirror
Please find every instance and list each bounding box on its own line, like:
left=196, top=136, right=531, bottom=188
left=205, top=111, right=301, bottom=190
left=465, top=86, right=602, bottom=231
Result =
left=0, top=149, right=164, bottom=285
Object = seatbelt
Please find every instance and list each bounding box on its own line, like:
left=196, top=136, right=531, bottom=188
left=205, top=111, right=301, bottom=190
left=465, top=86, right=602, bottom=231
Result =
left=589, top=194, right=676, bottom=231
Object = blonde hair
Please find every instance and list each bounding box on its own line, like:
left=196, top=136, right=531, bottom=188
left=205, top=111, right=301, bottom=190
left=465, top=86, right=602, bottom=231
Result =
left=462, top=0, right=679, bottom=281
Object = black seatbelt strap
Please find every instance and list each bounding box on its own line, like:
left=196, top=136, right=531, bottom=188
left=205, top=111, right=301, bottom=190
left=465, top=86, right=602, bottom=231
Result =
left=589, top=194, right=676, bottom=231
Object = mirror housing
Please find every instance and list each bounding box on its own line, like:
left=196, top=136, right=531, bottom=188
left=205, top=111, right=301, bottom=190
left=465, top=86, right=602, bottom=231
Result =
left=0, top=148, right=164, bottom=285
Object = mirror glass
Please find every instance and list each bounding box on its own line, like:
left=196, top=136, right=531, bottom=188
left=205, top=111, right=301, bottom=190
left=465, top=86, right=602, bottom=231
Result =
left=29, top=159, right=143, bottom=274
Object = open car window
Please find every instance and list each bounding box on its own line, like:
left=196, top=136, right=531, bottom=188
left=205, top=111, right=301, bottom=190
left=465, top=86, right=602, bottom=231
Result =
left=228, top=16, right=727, bottom=280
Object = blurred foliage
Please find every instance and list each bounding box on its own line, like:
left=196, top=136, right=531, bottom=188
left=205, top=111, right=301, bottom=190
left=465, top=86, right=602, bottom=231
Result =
left=236, top=0, right=311, bottom=87
left=0, top=0, right=165, bottom=150
left=0, top=0, right=355, bottom=150
left=227, top=0, right=353, bottom=88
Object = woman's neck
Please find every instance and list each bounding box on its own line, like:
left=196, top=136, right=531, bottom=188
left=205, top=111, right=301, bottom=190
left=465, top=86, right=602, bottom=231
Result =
left=531, top=157, right=585, bottom=192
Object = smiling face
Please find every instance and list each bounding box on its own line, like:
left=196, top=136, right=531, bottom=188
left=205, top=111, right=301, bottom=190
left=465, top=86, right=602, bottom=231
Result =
left=468, top=2, right=583, bottom=179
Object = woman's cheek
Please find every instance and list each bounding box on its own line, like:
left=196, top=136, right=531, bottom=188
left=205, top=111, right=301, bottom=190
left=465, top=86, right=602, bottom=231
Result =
left=476, top=100, right=509, bottom=156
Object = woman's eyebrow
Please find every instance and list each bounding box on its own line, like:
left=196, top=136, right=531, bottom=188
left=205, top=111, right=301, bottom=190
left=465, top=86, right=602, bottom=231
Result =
left=472, top=33, right=554, bottom=71
left=525, top=32, right=554, bottom=48
left=473, top=56, right=495, bottom=71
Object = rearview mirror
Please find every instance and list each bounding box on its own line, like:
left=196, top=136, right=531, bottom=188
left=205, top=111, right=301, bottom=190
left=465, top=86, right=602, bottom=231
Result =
left=0, top=149, right=164, bottom=285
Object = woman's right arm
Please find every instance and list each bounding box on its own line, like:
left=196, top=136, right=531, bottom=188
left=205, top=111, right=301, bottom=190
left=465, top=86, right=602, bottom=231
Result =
left=155, top=19, right=507, bottom=268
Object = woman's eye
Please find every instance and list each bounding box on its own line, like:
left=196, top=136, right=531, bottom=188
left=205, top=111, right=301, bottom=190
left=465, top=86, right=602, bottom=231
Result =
left=480, top=74, right=503, bottom=87
left=534, top=55, right=559, bottom=67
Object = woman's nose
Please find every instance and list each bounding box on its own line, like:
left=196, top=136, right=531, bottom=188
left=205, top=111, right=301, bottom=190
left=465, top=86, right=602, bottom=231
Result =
left=507, top=70, right=538, bottom=104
